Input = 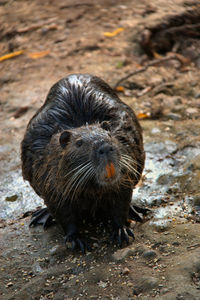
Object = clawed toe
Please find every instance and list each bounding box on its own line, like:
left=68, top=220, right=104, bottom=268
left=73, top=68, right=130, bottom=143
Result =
left=65, top=234, right=90, bottom=253
left=129, top=205, right=151, bottom=222
left=112, top=226, right=135, bottom=247
left=132, top=205, right=151, bottom=216
left=29, top=208, right=55, bottom=229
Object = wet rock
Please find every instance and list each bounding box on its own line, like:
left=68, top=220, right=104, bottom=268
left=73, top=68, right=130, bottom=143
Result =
left=184, top=154, right=200, bottom=171
left=112, top=247, right=135, bottom=261
left=5, top=194, right=18, bottom=202
left=172, top=241, right=180, bottom=246
left=93, top=242, right=99, bottom=248
left=176, top=292, right=197, bottom=300
left=32, top=262, right=44, bottom=274
left=134, top=245, right=147, bottom=255
left=85, top=269, right=106, bottom=284
left=133, top=277, right=159, bottom=295
left=49, top=245, right=61, bottom=255
left=122, top=267, right=130, bottom=275
left=172, top=104, right=185, bottom=113
left=150, top=219, right=171, bottom=232
left=166, top=113, right=182, bottom=120
left=186, top=108, right=198, bottom=115
left=166, top=183, right=181, bottom=194
left=157, top=174, right=174, bottom=185
left=194, top=92, right=200, bottom=99
left=151, top=127, right=161, bottom=134
left=191, top=193, right=200, bottom=207
left=151, top=195, right=166, bottom=206
left=143, top=250, right=157, bottom=260
left=98, top=280, right=107, bottom=288
left=160, top=288, right=170, bottom=295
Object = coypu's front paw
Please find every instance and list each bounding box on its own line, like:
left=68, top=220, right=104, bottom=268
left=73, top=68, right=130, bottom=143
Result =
left=129, top=205, right=151, bottom=222
left=64, top=231, right=91, bottom=253
left=29, top=207, right=55, bottom=229
left=112, top=226, right=135, bottom=247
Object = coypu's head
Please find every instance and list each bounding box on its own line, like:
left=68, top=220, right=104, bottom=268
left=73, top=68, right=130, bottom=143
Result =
left=59, top=122, right=120, bottom=187
left=58, top=122, right=140, bottom=199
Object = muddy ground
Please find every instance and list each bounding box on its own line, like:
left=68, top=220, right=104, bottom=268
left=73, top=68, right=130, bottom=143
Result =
left=0, top=0, right=200, bottom=299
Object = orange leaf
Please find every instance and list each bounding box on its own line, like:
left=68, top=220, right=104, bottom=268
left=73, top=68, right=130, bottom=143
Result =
left=104, top=27, right=124, bottom=37
left=28, top=50, right=50, bottom=59
left=115, top=86, right=125, bottom=92
left=137, top=112, right=149, bottom=119
left=152, top=51, right=163, bottom=59
left=0, top=50, right=24, bottom=62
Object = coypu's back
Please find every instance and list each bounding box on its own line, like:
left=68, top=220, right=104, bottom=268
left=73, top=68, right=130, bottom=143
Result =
left=21, top=74, right=143, bottom=184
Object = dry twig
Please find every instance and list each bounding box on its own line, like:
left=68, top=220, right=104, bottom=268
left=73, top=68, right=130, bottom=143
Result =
left=60, top=3, right=94, bottom=9
left=114, top=54, right=187, bottom=88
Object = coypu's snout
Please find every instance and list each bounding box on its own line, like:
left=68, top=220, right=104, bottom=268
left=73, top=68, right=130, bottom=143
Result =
left=95, top=141, right=120, bottom=185
left=98, top=143, right=114, bottom=158
left=98, top=143, right=116, bottom=178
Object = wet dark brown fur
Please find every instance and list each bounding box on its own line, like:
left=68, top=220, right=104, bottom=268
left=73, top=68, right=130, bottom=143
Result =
left=21, top=74, right=145, bottom=251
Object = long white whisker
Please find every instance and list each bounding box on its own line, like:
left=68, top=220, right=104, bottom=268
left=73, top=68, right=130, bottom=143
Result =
left=66, top=162, right=94, bottom=199
left=58, top=161, right=93, bottom=207
left=64, top=160, right=91, bottom=178
left=70, top=163, right=94, bottom=200
left=120, top=158, right=140, bottom=178
left=121, top=154, right=142, bottom=168
left=71, top=166, right=95, bottom=201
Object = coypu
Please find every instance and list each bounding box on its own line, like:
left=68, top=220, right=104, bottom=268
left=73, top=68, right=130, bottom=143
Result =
left=21, top=74, right=147, bottom=252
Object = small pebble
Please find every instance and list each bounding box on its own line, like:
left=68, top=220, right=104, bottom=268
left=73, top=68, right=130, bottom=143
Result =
left=6, top=282, right=13, bottom=288
left=143, top=250, right=157, bottom=260
left=122, top=267, right=130, bottom=275
left=112, top=248, right=135, bottom=261
left=166, top=113, right=181, bottom=120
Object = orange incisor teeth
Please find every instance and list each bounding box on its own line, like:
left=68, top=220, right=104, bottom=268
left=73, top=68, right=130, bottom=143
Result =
left=106, top=163, right=115, bottom=178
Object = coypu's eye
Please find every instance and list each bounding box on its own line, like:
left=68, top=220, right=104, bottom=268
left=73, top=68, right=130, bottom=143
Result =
left=100, top=121, right=111, bottom=131
left=76, top=139, right=83, bottom=147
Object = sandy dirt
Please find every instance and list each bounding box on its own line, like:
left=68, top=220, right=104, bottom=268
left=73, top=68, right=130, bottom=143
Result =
left=0, top=0, right=200, bottom=299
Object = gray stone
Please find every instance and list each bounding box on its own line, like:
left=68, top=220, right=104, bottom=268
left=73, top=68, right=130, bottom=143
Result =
left=143, top=250, right=157, bottom=260
left=191, top=194, right=200, bottom=207
left=149, top=219, right=172, bottom=232
left=184, top=154, right=200, bottom=171
left=194, top=92, right=200, bottom=99
left=122, top=267, right=130, bottom=275
left=186, top=108, right=198, bottom=115
left=166, top=113, right=182, bottom=120
left=176, top=292, right=197, bottom=300
left=32, top=262, right=44, bottom=274
left=133, top=277, right=159, bottom=295
left=112, top=247, right=135, bottom=261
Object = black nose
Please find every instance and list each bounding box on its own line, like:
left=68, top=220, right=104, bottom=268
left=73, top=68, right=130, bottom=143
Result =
left=98, top=143, right=114, bottom=155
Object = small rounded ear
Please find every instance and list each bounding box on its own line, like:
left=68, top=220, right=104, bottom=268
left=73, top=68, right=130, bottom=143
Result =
left=59, top=131, right=71, bottom=148
left=100, top=121, right=111, bottom=131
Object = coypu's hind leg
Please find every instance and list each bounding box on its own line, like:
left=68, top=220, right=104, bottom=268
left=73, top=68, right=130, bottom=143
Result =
left=112, top=216, right=135, bottom=247
left=64, top=223, right=91, bottom=253
left=57, top=210, right=91, bottom=253
left=129, top=205, right=151, bottom=222
left=110, top=189, right=135, bottom=247
left=29, top=207, right=55, bottom=229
